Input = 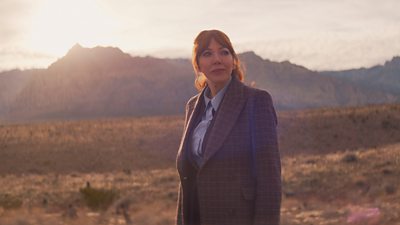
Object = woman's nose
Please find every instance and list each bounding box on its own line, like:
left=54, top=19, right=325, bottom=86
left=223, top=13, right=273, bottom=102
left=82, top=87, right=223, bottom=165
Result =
left=212, top=53, right=222, bottom=64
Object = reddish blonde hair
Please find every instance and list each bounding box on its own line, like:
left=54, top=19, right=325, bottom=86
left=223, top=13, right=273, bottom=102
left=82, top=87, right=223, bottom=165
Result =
left=192, top=30, right=244, bottom=91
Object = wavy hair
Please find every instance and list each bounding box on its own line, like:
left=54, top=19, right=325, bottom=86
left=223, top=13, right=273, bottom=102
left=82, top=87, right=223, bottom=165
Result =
left=192, top=30, right=244, bottom=91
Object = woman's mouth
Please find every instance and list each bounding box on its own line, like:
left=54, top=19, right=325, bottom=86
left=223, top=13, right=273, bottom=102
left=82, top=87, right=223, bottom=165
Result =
left=211, top=68, right=225, bottom=73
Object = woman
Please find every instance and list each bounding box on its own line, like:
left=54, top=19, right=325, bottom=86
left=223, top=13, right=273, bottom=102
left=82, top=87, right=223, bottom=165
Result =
left=176, top=29, right=281, bottom=225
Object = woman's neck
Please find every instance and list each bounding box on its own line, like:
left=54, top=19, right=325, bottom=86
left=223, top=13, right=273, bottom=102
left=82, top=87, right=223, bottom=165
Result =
left=207, top=78, right=231, bottom=98
left=208, top=84, right=223, bottom=98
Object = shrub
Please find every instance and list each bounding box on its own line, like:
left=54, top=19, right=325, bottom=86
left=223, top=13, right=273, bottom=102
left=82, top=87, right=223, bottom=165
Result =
left=79, top=186, right=119, bottom=211
left=0, top=194, right=23, bottom=209
left=342, top=153, right=358, bottom=163
left=385, top=185, right=396, bottom=195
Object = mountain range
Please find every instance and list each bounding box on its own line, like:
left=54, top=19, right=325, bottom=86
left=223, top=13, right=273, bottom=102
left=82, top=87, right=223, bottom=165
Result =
left=0, top=44, right=399, bottom=122
left=321, top=57, right=400, bottom=96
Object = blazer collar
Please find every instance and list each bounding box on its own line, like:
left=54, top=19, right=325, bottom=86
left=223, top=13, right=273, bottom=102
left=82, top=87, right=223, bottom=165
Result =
left=177, top=87, right=206, bottom=166
left=203, top=76, right=232, bottom=112
left=177, top=76, right=249, bottom=173
left=201, top=76, right=248, bottom=167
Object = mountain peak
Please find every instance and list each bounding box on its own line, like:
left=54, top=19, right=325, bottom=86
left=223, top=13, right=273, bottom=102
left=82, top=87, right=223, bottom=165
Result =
left=239, top=51, right=265, bottom=63
left=239, top=51, right=261, bottom=58
left=66, top=43, right=84, bottom=55
left=71, top=43, right=83, bottom=49
left=64, top=44, right=127, bottom=58
left=384, top=56, right=400, bottom=68
left=48, top=44, right=132, bottom=70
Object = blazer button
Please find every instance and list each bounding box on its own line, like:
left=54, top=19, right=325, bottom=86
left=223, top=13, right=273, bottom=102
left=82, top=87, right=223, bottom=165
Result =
left=183, top=176, right=188, bottom=180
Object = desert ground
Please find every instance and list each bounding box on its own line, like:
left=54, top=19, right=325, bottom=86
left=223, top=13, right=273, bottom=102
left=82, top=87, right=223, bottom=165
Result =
left=0, top=104, right=399, bottom=225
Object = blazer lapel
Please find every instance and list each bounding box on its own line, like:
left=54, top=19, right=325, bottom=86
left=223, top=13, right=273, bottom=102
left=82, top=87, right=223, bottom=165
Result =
left=177, top=88, right=205, bottom=170
left=202, top=77, right=248, bottom=167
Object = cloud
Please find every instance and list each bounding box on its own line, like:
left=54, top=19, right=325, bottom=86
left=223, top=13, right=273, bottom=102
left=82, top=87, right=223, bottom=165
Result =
left=0, top=0, right=40, bottom=44
left=0, top=48, right=54, bottom=71
left=237, top=28, right=400, bottom=71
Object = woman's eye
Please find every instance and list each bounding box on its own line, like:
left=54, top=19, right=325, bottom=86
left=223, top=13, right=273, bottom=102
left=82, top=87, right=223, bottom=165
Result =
left=221, top=49, right=230, bottom=55
left=202, top=51, right=212, bottom=57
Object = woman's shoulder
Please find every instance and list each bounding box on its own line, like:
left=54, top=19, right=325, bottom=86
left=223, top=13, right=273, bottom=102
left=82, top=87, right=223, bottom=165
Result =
left=186, top=93, right=201, bottom=108
left=245, top=85, right=273, bottom=102
left=245, top=85, right=278, bottom=123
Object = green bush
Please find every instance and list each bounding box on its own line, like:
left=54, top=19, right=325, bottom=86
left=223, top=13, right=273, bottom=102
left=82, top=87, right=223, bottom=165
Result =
left=79, top=186, right=118, bottom=211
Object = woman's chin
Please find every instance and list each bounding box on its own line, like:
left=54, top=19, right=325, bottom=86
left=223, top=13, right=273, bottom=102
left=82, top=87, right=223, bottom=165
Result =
left=207, top=75, right=230, bottom=85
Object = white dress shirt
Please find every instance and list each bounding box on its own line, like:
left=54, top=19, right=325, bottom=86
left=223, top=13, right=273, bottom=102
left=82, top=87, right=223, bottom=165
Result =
left=191, top=78, right=231, bottom=157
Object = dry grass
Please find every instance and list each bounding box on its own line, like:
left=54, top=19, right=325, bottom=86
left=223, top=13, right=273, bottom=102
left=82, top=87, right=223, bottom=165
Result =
left=0, top=144, right=398, bottom=224
left=278, top=104, right=400, bottom=155
left=281, top=143, right=400, bottom=225
left=0, top=169, right=179, bottom=225
left=0, top=116, right=183, bottom=174
left=0, top=104, right=400, bottom=224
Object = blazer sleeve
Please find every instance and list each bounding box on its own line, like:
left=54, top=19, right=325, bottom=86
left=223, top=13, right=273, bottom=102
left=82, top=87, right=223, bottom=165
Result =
left=176, top=184, right=183, bottom=225
left=176, top=99, right=194, bottom=225
left=182, top=97, right=196, bottom=130
left=253, top=90, right=281, bottom=225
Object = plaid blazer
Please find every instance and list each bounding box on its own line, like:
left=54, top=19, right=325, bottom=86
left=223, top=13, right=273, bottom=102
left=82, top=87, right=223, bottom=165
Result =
left=176, top=76, right=281, bottom=225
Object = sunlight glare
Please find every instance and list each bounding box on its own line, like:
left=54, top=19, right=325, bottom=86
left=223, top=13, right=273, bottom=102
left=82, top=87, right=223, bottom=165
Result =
left=27, top=0, right=120, bottom=57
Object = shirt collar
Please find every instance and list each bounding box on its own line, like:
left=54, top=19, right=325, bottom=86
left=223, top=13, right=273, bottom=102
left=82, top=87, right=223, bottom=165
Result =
left=203, top=76, right=232, bottom=112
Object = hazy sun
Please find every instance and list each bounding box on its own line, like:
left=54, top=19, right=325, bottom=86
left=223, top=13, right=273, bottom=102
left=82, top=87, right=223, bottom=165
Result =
left=27, top=0, right=119, bottom=57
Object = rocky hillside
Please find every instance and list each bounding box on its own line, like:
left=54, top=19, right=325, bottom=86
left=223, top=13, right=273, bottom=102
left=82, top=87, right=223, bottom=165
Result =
left=321, top=56, right=400, bottom=96
left=0, top=45, right=399, bottom=122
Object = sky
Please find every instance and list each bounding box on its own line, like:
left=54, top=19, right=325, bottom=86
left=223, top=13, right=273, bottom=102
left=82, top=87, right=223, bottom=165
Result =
left=1, top=0, right=400, bottom=72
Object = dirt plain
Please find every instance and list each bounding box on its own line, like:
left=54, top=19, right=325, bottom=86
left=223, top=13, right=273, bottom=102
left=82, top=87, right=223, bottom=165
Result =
left=0, top=104, right=399, bottom=225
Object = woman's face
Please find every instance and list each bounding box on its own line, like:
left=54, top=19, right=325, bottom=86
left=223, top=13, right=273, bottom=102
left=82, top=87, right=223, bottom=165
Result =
left=198, top=39, right=234, bottom=90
